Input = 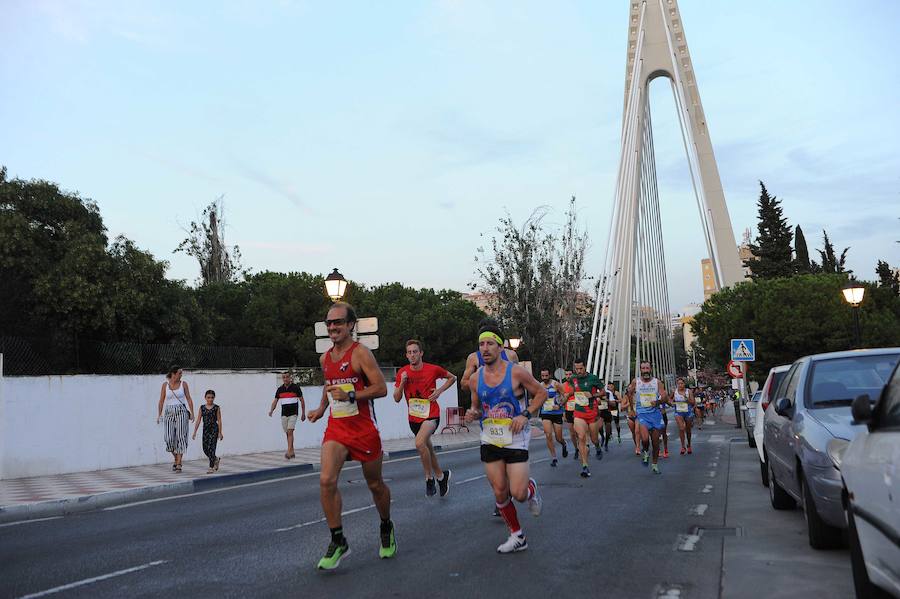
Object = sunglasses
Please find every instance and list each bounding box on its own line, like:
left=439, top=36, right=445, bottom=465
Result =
left=325, top=318, right=348, bottom=326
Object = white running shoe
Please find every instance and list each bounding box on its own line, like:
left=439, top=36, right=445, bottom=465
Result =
left=527, top=478, right=542, bottom=517
left=497, top=532, right=528, bottom=554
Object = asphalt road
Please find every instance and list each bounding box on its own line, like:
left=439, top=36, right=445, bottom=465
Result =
left=0, top=417, right=792, bottom=598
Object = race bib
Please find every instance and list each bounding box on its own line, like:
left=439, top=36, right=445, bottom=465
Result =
left=598, top=400, right=608, bottom=410
left=543, top=398, right=557, bottom=412
left=329, top=384, right=359, bottom=418
left=675, top=401, right=689, bottom=412
left=566, top=398, right=576, bottom=411
left=575, top=392, right=590, bottom=407
left=610, top=410, right=619, bottom=417
left=639, top=393, right=655, bottom=408
left=481, top=418, right=513, bottom=447
left=408, top=397, right=431, bottom=419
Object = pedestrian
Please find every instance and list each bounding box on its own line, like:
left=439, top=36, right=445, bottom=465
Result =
left=157, top=365, right=194, bottom=473
left=269, top=372, right=306, bottom=459
left=193, top=389, right=223, bottom=473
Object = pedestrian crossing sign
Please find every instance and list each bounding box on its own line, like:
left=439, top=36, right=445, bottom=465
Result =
left=730, top=339, right=755, bottom=361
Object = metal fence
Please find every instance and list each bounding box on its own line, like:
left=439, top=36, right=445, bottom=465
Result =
left=0, top=336, right=274, bottom=376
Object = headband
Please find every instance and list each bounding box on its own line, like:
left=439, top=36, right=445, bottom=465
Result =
left=478, top=331, right=504, bottom=346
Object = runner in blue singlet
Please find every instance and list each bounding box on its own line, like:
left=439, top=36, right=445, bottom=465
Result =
left=538, top=368, right=566, bottom=466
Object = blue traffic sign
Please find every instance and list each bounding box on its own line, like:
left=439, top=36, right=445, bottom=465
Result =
left=730, top=339, right=755, bottom=361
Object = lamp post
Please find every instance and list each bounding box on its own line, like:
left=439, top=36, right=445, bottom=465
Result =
left=508, top=337, right=522, bottom=350
left=324, top=268, right=348, bottom=301
left=841, top=282, right=865, bottom=348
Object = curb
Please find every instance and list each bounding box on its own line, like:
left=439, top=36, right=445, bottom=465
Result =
left=0, top=441, right=483, bottom=525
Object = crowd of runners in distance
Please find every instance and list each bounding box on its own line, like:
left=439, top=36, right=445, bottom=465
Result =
left=306, top=303, right=729, bottom=570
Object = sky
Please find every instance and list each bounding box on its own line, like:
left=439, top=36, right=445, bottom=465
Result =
left=2, top=0, right=899, bottom=311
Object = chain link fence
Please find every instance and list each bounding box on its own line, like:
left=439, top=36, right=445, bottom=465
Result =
left=0, top=336, right=274, bottom=376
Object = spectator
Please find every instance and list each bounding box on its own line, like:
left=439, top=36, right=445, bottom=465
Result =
left=269, top=372, right=306, bottom=459
left=193, top=389, right=223, bottom=474
left=157, top=365, right=194, bottom=472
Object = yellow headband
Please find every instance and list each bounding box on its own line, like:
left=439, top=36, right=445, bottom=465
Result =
left=478, top=331, right=504, bottom=346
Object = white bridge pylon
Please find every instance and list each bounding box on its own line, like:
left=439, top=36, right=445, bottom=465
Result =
left=587, top=0, right=744, bottom=388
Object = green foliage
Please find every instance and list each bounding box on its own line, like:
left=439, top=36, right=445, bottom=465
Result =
left=793, top=225, right=811, bottom=274
left=817, top=230, right=851, bottom=275
left=875, top=260, right=898, bottom=293
left=692, top=274, right=900, bottom=382
left=746, top=181, right=793, bottom=279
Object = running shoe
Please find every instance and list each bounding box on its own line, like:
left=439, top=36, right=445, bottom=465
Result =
left=580, top=466, right=591, bottom=478
left=425, top=478, right=437, bottom=497
left=663, top=450, right=670, bottom=459
left=641, top=450, right=649, bottom=467
left=550, top=458, right=558, bottom=467
left=617, top=436, right=622, bottom=444
left=687, top=446, right=693, bottom=454
left=574, top=448, right=580, bottom=461
left=527, top=478, right=542, bottom=516
left=379, top=523, right=397, bottom=559
left=596, top=447, right=603, bottom=461
left=493, top=506, right=502, bottom=518
left=438, top=470, right=451, bottom=497
left=651, top=463, right=661, bottom=475
left=680, top=447, right=686, bottom=455
left=634, top=447, right=641, bottom=456
left=317, top=540, right=350, bottom=570
left=561, top=442, right=569, bottom=458
left=497, top=532, right=528, bottom=554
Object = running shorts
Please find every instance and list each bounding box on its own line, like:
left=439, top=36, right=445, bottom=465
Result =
left=541, top=413, right=563, bottom=425
left=480, top=445, right=529, bottom=464
left=574, top=410, right=597, bottom=424
left=675, top=411, right=694, bottom=421
left=323, top=425, right=383, bottom=462
left=409, top=417, right=440, bottom=436
left=565, top=411, right=575, bottom=424
left=599, top=409, right=612, bottom=423
left=637, top=411, right=665, bottom=431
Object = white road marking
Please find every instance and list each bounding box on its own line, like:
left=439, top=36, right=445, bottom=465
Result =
left=700, top=484, right=713, bottom=494
left=657, top=586, right=683, bottom=598
left=709, top=462, right=718, bottom=468
left=0, top=516, right=62, bottom=529
left=276, top=502, right=386, bottom=532
left=17, top=560, right=167, bottom=599
left=676, top=534, right=700, bottom=551
left=689, top=504, right=708, bottom=516
left=708, top=470, right=717, bottom=478
left=456, top=474, right=486, bottom=485
left=105, top=445, right=481, bottom=511
left=708, top=434, right=725, bottom=443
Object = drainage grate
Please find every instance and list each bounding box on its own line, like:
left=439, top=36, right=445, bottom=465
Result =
left=692, top=526, right=742, bottom=537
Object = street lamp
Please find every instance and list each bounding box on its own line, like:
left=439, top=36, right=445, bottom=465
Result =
left=508, top=337, right=522, bottom=350
left=324, top=268, right=348, bottom=301
left=841, top=281, right=865, bottom=348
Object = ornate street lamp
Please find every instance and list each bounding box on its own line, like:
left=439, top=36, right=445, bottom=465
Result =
left=508, top=337, right=522, bottom=350
left=842, top=281, right=865, bottom=348
left=324, top=268, right=348, bottom=301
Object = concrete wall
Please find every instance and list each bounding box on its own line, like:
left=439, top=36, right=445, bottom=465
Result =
left=0, top=371, right=458, bottom=479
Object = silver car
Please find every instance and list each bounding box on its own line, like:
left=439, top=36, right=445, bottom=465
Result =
left=764, top=348, right=900, bottom=549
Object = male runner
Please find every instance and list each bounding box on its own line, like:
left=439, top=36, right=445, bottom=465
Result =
left=621, top=382, right=640, bottom=455
left=694, top=388, right=706, bottom=429
left=626, top=361, right=668, bottom=474
left=307, top=302, right=396, bottom=570
left=393, top=339, right=456, bottom=497
left=465, top=324, right=546, bottom=553
left=538, top=368, right=566, bottom=467
left=561, top=369, right=579, bottom=460
left=672, top=378, right=695, bottom=455
left=268, top=372, right=306, bottom=459
left=605, top=381, right=622, bottom=446
left=565, top=359, right=604, bottom=478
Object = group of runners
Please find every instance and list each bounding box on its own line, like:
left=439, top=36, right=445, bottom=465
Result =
left=308, top=302, right=712, bottom=569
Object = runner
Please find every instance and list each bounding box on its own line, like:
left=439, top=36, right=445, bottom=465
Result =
left=307, top=302, right=396, bottom=570
left=694, top=388, right=706, bottom=429
left=393, top=339, right=456, bottom=497
left=465, top=324, right=546, bottom=554
left=269, top=372, right=306, bottom=459
left=626, top=361, right=668, bottom=474
left=561, top=369, right=579, bottom=461
left=538, top=368, right=566, bottom=467
left=621, top=381, right=641, bottom=455
left=672, top=378, right=695, bottom=455
left=605, top=381, right=622, bottom=446
left=565, top=359, right=604, bottom=478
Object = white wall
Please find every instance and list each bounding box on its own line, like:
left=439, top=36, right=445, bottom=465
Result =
left=0, top=371, right=458, bottom=479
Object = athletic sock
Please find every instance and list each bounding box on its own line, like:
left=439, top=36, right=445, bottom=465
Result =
left=496, top=499, right=521, bottom=534
left=330, top=527, right=345, bottom=545
left=526, top=479, right=536, bottom=501
left=380, top=518, right=393, bottom=534
left=437, top=472, right=445, bottom=482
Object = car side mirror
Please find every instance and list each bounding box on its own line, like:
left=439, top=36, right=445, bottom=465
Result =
left=851, top=394, right=873, bottom=427
left=773, top=398, right=793, bottom=418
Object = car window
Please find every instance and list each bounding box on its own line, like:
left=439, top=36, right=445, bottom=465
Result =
left=877, top=364, right=900, bottom=428
left=767, top=370, right=788, bottom=401
left=805, top=353, right=900, bottom=409
left=779, top=364, right=802, bottom=405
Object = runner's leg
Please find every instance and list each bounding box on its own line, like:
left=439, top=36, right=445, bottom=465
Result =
left=361, top=455, right=392, bottom=521
left=676, top=415, right=686, bottom=451
left=542, top=419, right=558, bottom=458
left=575, top=418, right=589, bottom=468
left=650, top=428, right=661, bottom=465
left=320, top=440, right=350, bottom=528
left=415, top=420, right=440, bottom=480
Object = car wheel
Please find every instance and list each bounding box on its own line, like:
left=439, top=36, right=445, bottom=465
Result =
left=847, top=502, right=891, bottom=598
left=801, top=475, right=844, bottom=549
left=759, top=458, right=769, bottom=487
left=747, top=430, right=757, bottom=448
left=768, top=459, right=796, bottom=510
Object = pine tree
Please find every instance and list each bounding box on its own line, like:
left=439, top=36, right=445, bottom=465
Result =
left=793, top=225, right=811, bottom=274
left=876, top=260, right=899, bottom=294
left=746, top=182, right=793, bottom=279
left=817, top=230, right=851, bottom=275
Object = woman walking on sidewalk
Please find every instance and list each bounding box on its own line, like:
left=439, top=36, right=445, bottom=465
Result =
left=157, top=366, right=194, bottom=472
left=193, top=390, right=223, bottom=473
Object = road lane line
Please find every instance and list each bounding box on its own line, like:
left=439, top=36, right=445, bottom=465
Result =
left=675, top=534, right=700, bottom=551
left=456, top=474, right=486, bottom=485
left=700, top=484, right=713, bottom=494
left=0, top=516, right=62, bottom=529
left=707, top=470, right=717, bottom=477
left=689, top=504, right=708, bottom=516
left=17, top=560, right=167, bottom=599
left=276, top=502, right=387, bottom=532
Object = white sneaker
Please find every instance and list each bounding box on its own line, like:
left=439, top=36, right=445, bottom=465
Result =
left=527, top=478, right=542, bottom=517
left=497, top=532, right=528, bottom=554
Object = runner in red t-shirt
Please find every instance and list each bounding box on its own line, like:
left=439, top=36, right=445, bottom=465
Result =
left=393, top=339, right=457, bottom=498
left=307, top=302, right=396, bottom=570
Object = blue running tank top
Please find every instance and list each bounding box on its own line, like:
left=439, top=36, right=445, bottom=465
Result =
left=540, top=382, right=562, bottom=415
left=477, top=362, right=529, bottom=451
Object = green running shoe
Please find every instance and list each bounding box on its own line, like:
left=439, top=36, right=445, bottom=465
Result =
left=651, top=463, right=661, bottom=475
left=641, top=450, right=649, bottom=466
left=379, top=525, right=397, bottom=559
left=317, top=540, right=350, bottom=570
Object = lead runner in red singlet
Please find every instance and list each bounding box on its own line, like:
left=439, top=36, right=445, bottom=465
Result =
left=308, top=302, right=396, bottom=570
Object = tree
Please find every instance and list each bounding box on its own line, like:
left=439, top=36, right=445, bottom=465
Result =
left=746, top=182, right=793, bottom=279
left=793, top=225, right=812, bottom=274
left=876, top=260, right=900, bottom=294
left=175, top=197, right=243, bottom=285
left=817, top=230, right=851, bottom=274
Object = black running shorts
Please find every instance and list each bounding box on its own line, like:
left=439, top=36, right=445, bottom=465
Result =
left=541, top=413, right=563, bottom=425
left=409, top=417, right=440, bottom=436
left=480, top=445, right=529, bottom=464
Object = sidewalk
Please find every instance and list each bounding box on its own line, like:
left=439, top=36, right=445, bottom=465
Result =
left=1, top=427, right=504, bottom=523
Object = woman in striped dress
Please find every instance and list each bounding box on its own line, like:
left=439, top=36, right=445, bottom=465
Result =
left=157, top=366, right=195, bottom=472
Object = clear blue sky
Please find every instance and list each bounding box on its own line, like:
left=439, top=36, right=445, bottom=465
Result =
left=3, top=1, right=898, bottom=310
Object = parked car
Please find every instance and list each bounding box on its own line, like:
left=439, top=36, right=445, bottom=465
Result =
left=754, top=364, right=791, bottom=486
left=742, top=390, right=762, bottom=447
left=763, top=348, right=900, bottom=549
left=829, top=361, right=900, bottom=598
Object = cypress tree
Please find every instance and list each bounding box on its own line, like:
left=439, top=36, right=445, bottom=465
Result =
left=794, top=225, right=811, bottom=273
left=746, top=182, right=793, bottom=279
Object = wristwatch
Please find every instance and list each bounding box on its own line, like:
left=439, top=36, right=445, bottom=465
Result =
left=522, top=409, right=532, bottom=420
left=348, top=391, right=356, bottom=403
